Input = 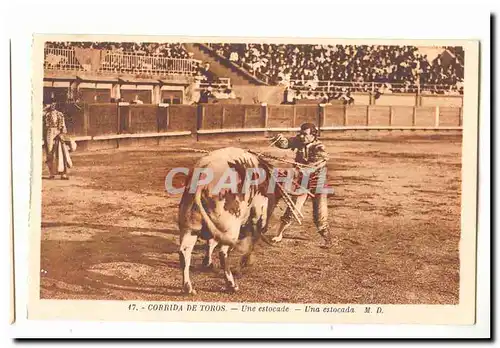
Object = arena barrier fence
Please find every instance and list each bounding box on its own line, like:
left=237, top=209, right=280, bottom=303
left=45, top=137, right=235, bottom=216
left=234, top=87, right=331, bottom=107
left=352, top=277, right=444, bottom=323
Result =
left=58, top=103, right=463, bottom=147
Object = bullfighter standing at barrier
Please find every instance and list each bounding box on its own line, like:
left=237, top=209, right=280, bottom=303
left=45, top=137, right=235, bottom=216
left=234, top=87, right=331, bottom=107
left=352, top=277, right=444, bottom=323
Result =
left=43, top=102, right=74, bottom=180
left=270, top=123, right=333, bottom=249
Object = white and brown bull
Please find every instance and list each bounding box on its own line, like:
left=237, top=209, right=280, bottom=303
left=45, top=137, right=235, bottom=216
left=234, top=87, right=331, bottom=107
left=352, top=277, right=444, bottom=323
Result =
left=177, top=147, right=280, bottom=294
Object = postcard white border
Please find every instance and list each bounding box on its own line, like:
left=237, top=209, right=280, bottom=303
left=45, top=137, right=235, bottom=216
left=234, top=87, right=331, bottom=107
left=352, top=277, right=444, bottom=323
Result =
left=6, top=1, right=491, bottom=339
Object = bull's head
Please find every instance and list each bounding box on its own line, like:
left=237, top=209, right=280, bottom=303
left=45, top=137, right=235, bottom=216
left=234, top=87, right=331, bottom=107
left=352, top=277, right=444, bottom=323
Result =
left=237, top=159, right=307, bottom=247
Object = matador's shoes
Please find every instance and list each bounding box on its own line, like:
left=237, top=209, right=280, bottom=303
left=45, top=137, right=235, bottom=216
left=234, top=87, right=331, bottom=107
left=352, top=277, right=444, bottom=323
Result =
left=319, top=228, right=333, bottom=249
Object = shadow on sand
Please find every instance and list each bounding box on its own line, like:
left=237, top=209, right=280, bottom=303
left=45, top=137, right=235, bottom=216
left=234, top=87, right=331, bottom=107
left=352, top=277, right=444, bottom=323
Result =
left=40, top=221, right=186, bottom=298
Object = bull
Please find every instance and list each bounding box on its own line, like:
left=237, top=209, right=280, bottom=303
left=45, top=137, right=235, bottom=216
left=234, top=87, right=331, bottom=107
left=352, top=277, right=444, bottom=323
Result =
left=177, top=147, right=280, bottom=294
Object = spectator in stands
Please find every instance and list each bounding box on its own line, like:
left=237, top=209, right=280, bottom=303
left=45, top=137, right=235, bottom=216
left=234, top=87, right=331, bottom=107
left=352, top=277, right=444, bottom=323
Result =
left=198, top=87, right=214, bottom=104
left=341, top=90, right=355, bottom=105
left=207, top=87, right=237, bottom=102
left=185, top=82, right=201, bottom=105
left=132, top=95, right=144, bottom=104
left=229, top=51, right=239, bottom=62
left=225, top=88, right=236, bottom=99
left=213, top=88, right=227, bottom=100
left=319, top=92, right=329, bottom=104
left=282, top=86, right=296, bottom=104
left=197, top=62, right=216, bottom=84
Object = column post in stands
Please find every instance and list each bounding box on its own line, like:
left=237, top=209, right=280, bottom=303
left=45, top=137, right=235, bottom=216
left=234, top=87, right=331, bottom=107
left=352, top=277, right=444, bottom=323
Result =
left=70, top=80, right=78, bottom=102
left=262, top=103, right=268, bottom=128
left=370, top=82, right=375, bottom=105
left=165, top=104, right=170, bottom=130
left=117, top=102, right=121, bottom=134
left=157, top=103, right=169, bottom=132
left=417, top=89, right=423, bottom=107
left=112, top=83, right=121, bottom=101
left=434, top=106, right=440, bottom=128
left=197, top=104, right=205, bottom=141
left=83, top=103, right=89, bottom=136
left=242, top=105, right=247, bottom=129
left=366, top=105, right=371, bottom=126
left=118, top=101, right=131, bottom=134
left=318, top=104, right=325, bottom=137
left=343, top=104, right=348, bottom=126
left=417, top=83, right=421, bottom=105
left=152, top=85, right=161, bottom=105
left=221, top=106, right=226, bottom=129
left=261, top=103, right=268, bottom=137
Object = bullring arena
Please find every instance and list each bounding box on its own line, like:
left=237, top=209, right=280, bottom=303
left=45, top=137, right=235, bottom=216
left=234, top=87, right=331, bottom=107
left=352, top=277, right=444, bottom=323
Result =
left=40, top=41, right=464, bottom=304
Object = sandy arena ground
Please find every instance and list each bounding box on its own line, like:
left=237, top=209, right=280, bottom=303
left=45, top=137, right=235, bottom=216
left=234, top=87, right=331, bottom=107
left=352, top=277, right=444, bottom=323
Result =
left=40, top=131, right=462, bottom=304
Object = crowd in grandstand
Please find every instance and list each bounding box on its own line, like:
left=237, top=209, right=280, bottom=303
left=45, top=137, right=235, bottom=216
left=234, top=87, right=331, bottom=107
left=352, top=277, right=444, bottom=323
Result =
left=44, top=42, right=465, bottom=103
left=46, top=41, right=192, bottom=59
left=208, top=43, right=464, bottom=95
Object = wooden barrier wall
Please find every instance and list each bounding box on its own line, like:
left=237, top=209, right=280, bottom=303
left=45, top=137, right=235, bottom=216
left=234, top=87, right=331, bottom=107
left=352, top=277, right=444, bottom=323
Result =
left=129, top=105, right=158, bottom=133
left=62, top=103, right=463, bottom=138
left=168, top=105, right=198, bottom=132
left=88, top=103, right=118, bottom=136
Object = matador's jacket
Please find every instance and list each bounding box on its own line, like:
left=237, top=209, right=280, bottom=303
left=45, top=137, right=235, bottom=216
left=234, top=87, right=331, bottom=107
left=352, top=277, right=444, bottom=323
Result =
left=274, top=135, right=329, bottom=191
left=43, top=108, right=66, bottom=131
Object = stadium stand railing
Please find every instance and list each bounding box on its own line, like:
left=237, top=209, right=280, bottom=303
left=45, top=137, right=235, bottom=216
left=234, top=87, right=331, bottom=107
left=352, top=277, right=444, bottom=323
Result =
left=44, top=47, right=201, bottom=76
left=99, top=51, right=200, bottom=76
left=44, top=47, right=83, bottom=71
left=198, top=77, right=231, bottom=90
left=288, top=80, right=462, bottom=95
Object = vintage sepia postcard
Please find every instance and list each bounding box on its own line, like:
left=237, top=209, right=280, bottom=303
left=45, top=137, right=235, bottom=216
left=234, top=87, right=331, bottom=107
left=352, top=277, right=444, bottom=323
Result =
left=27, top=33, right=480, bottom=326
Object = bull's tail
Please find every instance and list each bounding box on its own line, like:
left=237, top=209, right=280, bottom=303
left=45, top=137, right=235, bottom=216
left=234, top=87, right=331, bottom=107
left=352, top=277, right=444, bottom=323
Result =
left=194, top=187, right=236, bottom=247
